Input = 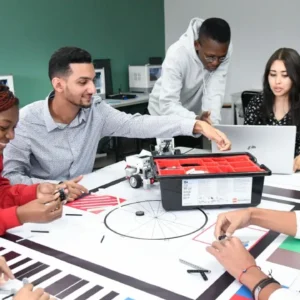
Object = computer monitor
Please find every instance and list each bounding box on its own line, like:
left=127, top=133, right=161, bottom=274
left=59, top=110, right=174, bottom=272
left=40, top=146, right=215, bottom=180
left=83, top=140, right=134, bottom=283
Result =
left=129, top=65, right=162, bottom=93
left=94, top=68, right=106, bottom=98
left=149, top=66, right=162, bottom=82
left=0, top=75, right=14, bottom=94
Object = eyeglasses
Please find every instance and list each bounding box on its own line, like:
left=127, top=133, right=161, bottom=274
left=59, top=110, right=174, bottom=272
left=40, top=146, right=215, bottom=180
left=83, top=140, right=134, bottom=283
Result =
left=203, top=55, right=226, bottom=63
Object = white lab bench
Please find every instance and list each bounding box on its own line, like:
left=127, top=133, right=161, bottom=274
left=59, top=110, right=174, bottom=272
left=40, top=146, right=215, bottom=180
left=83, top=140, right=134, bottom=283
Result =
left=104, top=93, right=149, bottom=109
left=105, top=93, right=234, bottom=125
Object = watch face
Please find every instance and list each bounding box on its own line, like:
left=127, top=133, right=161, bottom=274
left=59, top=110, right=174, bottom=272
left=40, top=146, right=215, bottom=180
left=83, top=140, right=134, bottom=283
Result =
left=254, top=286, right=261, bottom=300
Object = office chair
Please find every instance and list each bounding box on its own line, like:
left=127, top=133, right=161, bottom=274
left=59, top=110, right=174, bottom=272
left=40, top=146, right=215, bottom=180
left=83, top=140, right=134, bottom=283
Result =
left=241, top=91, right=261, bottom=116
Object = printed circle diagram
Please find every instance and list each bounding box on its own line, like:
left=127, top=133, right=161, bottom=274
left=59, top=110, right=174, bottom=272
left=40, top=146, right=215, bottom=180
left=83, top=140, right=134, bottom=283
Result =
left=104, top=200, right=208, bottom=240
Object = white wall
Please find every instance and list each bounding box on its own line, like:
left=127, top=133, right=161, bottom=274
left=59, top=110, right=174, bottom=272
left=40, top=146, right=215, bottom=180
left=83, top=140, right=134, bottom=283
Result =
left=164, top=0, right=300, bottom=103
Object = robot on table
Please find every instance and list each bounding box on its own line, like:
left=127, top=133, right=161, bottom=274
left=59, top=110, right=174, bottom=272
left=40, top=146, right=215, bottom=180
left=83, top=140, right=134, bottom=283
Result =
left=151, top=138, right=181, bottom=156
left=125, top=155, right=155, bottom=189
left=125, top=138, right=181, bottom=189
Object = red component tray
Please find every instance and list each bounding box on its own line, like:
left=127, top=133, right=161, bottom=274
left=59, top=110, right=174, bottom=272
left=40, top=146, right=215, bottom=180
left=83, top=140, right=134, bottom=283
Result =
left=155, top=153, right=265, bottom=176
left=151, top=152, right=271, bottom=211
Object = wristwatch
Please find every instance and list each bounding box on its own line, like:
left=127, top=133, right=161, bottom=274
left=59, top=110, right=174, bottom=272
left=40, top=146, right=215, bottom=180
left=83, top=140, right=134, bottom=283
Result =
left=252, top=277, right=280, bottom=300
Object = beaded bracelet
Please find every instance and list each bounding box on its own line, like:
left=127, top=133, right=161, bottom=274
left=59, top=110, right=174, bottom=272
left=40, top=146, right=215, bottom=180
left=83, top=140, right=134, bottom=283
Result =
left=238, top=265, right=261, bottom=283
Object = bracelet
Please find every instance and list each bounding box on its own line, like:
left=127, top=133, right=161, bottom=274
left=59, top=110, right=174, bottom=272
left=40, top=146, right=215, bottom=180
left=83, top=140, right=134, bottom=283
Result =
left=252, top=277, right=280, bottom=300
left=238, top=265, right=261, bottom=283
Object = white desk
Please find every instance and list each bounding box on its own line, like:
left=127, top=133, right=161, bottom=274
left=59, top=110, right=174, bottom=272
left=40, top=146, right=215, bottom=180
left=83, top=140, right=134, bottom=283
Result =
left=265, top=172, right=300, bottom=192
left=105, top=94, right=234, bottom=125
left=104, top=94, right=149, bottom=109
left=2, top=152, right=300, bottom=300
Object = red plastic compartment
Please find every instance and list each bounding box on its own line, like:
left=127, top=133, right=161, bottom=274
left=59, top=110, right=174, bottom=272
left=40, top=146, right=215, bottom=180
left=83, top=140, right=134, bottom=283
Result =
left=219, top=166, right=235, bottom=173
left=178, top=158, right=203, bottom=167
left=211, top=158, right=228, bottom=162
left=155, top=159, right=180, bottom=166
left=203, top=162, right=218, bottom=166
left=154, top=154, right=265, bottom=176
left=183, top=166, right=208, bottom=173
left=225, top=156, right=250, bottom=162
left=230, top=161, right=254, bottom=168
left=159, top=169, right=185, bottom=176
left=202, top=158, right=214, bottom=162
left=152, top=153, right=271, bottom=211
left=234, top=167, right=262, bottom=173
left=206, top=167, right=222, bottom=173
left=156, top=159, right=180, bottom=169
left=216, top=162, right=230, bottom=166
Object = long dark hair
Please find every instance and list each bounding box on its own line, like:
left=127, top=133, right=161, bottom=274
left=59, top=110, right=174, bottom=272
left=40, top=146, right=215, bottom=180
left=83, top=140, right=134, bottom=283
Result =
left=261, top=48, right=300, bottom=125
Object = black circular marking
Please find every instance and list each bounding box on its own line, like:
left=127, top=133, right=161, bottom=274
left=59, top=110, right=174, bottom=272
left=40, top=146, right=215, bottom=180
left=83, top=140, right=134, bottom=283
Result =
left=104, top=200, right=208, bottom=241
left=135, top=211, right=145, bottom=216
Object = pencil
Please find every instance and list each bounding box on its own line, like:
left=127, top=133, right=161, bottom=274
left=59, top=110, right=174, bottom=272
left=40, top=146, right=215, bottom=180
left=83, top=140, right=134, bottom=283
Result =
left=2, top=294, right=14, bottom=300
left=179, top=259, right=211, bottom=273
left=65, top=213, right=82, bottom=216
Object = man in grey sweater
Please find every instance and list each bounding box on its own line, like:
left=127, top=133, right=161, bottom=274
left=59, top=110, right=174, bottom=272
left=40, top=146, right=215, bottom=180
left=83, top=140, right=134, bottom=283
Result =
left=3, top=47, right=230, bottom=200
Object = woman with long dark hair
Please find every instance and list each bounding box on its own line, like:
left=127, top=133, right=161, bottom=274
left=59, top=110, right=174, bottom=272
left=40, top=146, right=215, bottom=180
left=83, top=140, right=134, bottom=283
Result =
left=205, top=49, right=300, bottom=300
left=244, top=48, right=300, bottom=171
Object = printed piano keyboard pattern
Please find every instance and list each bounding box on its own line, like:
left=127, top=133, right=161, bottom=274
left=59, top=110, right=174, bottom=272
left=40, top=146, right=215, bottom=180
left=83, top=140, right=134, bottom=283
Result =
left=0, top=247, right=134, bottom=300
left=66, top=194, right=126, bottom=214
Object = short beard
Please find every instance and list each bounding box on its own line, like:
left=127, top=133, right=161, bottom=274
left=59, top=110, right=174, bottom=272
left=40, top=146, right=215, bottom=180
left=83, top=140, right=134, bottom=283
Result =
left=79, top=102, right=92, bottom=109
left=65, top=89, right=92, bottom=109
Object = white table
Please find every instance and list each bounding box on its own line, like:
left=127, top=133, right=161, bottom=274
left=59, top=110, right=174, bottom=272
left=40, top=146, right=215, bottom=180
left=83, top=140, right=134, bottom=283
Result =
left=104, top=93, right=149, bottom=109
left=105, top=94, right=234, bottom=125
left=2, top=151, right=300, bottom=300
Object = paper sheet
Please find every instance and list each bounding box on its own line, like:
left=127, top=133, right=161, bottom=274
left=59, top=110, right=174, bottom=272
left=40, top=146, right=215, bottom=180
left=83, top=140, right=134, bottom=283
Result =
left=0, top=239, right=162, bottom=300
left=78, top=161, right=126, bottom=191
left=218, top=234, right=300, bottom=299
left=5, top=198, right=294, bottom=299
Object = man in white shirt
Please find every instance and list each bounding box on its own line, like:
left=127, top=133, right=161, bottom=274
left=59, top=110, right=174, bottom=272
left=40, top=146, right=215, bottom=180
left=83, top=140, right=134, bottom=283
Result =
left=148, top=17, right=232, bottom=125
left=209, top=208, right=300, bottom=299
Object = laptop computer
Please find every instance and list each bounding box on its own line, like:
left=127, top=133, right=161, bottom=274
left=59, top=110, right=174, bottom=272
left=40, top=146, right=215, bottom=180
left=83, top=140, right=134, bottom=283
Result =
left=212, top=125, right=297, bottom=174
